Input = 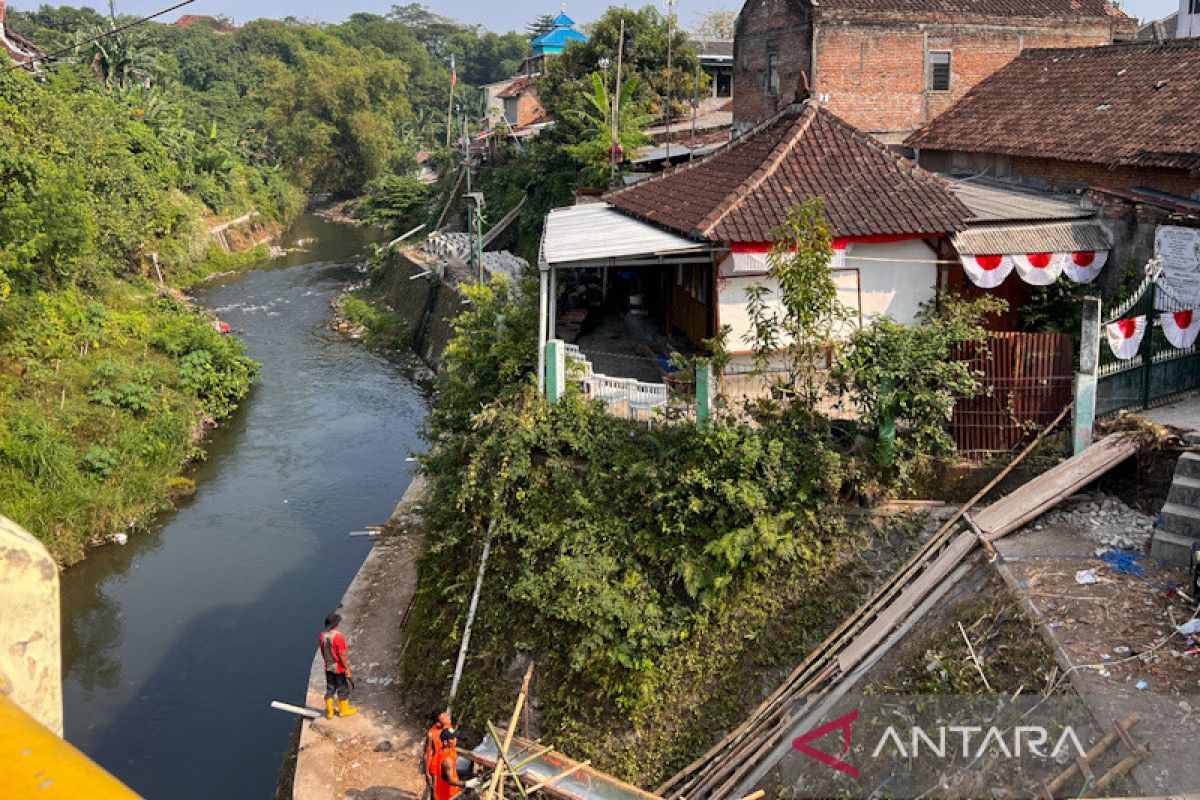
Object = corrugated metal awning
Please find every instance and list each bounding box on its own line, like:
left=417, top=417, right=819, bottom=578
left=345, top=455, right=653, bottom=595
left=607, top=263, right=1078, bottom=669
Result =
left=540, top=203, right=710, bottom=267
left=953, top=220, right=1111, bottom=255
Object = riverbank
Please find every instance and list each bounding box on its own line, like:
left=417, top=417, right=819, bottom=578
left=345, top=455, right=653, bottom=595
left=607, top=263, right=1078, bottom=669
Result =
left=290, top=475, right=429, bottom=800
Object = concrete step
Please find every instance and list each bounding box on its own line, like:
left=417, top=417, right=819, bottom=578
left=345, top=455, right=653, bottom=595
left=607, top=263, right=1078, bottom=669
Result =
left=1157, top=502, right=1200, bottom=537
left=1150, top=529, right=1199, bottom=568
left=1167, top=476, right=1200, bottom=508
left=1175, top=452, right=1200, bottom=481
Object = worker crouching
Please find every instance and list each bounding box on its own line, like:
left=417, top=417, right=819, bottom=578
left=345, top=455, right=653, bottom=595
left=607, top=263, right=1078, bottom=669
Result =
left=435, top=728, right=480, bottom=800
left=318, top=612, right=358, bottom=718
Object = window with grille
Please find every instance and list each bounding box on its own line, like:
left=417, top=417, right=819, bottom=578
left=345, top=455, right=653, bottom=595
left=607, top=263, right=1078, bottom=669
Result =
left=928, top=51, right=951, bottom=92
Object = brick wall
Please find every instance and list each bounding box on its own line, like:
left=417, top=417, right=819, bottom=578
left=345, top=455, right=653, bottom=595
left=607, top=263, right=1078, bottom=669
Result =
left=813, top=15, right=1120, bottom=137
left=731, top=0, right=1131, bottom=136
left=1009, top=156, right=1200, bottom=198
left=732, top=0, right=812, bottom=134
left=516, top=88, right=545, bottom=128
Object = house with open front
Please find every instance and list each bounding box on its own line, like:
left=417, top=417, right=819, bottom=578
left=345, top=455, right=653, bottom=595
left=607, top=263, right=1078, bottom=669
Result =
left=536, top=97, right=970, bottom=388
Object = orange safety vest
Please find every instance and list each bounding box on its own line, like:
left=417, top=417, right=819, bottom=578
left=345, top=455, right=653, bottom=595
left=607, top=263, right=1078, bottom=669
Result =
left=426, top=724, right=444, bottom=777
left=434, top=747, right=460, bottom=800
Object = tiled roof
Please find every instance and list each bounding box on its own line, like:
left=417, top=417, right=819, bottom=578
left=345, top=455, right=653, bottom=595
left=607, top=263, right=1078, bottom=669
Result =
left=814, top=0, right=1126, bottom=18
left=606, top=101, right=969, bottom=242
left=906, top=39, right=1200, bottom=175
left=497, top=76, right=537, bottom=98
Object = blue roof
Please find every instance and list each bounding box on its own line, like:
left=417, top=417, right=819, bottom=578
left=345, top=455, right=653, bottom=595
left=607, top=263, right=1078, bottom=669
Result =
left=552, top=11, right=575, bottom=26
left=531, top=26, right=589, bottom=49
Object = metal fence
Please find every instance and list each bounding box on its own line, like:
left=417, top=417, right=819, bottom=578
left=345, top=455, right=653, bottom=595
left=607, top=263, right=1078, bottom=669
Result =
left=951, top=333, right=1075, bottom=457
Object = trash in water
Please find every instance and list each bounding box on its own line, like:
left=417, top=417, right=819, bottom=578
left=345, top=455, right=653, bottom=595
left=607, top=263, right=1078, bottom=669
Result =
left=1097, top=668, right=1111, bottom=678
left=1135, top=680, right=1149, bottom=690
left=1113, top=645, right=1131, bottom=655
left=1075, top=568, right=1100, bottom=585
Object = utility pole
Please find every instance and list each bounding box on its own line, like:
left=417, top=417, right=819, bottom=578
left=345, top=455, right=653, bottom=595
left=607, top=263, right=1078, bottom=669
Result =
left=664, top=0, right=674, bottom=162
left=445, top=53, right=457, bottom=149
left=462, top=114, right=486, bottom=281
left=690, top=58, right=700, bottom=158
left=610, top=18, right=625, bottom=189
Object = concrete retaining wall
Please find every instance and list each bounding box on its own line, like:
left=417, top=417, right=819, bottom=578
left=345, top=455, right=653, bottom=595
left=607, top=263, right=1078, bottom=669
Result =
left=377, top=252, right=462, bottom=371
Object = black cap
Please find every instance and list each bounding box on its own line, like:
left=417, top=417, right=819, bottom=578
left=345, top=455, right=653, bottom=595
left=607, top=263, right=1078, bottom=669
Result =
left=440, top=727, right=458, bottom=743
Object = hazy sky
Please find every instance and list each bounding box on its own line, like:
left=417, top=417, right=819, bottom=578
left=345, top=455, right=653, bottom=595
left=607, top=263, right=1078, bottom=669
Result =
left=9, top=0, right=1183, bottom=36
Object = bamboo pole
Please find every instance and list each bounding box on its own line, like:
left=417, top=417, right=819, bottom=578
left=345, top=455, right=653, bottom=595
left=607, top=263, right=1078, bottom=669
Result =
left=525, top=761, right=591, bottom=794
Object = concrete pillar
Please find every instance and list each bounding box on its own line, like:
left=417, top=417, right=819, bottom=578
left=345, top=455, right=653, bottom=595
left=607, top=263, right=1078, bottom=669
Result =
left=537, top=263, right=549, bottom=396
left=696, top=360, right=714, bottom=429
left=546, top=339, right=565, bottom=404
left=1074, top=295, right=1101, bottom=456
left=548, top=267, right=557, bottom=341
left=0, top=515, right=61, bottom=735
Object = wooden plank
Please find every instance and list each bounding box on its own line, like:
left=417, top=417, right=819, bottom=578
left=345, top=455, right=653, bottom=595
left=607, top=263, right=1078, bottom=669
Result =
left=974, top=432, right=1140, bottom=540
left=837, top=531, right=976, bottom=672
left=469, top=735, right=664, bottom=800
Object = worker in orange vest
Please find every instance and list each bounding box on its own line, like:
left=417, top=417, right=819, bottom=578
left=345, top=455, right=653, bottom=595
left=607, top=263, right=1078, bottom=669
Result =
left=318, top=612, right=358, bottom=719
left=434, top=728, right=479, bottom=800
left=423, top=711, right=453, bottom=800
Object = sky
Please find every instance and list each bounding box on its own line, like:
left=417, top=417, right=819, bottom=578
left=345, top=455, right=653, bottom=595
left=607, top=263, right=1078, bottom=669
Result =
left=8, top=0, right=1185, bottom=35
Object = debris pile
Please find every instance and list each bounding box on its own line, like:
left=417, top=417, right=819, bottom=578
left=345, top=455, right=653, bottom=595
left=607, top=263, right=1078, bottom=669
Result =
left=1028, top=494, right=1156, bottom=550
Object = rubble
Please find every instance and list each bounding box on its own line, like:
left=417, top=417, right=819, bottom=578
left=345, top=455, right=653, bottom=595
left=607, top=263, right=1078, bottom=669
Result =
left=1027, top=494, right=1156, bottom=550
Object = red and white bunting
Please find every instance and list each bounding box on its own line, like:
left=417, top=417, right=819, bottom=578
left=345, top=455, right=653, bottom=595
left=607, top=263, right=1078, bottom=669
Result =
left=1012, top=252, right=1065, bottom=286
left=1106, top=316, right=1147, bottom=360
left=962, top=254, right=1014, bottom=289
left=961, top=250, right=1109, bottom=288
left=1064, top=250, right=1107, bottom=283
left=1161, top=309, right=1200, bottom=349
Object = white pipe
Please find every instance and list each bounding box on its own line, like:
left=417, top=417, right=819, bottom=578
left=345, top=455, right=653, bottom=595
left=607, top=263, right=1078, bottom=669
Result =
left=447, top=520, right=496, bottom=714
left=270, top=701, right=321, bottom=719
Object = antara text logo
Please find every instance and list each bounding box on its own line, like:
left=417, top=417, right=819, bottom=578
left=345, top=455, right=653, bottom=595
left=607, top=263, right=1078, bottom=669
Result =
left=791, top=709, right=1087, bottom=778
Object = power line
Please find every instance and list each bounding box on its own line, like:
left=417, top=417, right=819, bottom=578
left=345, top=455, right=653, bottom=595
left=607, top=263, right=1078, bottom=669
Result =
left=4, top=0, right=196, bottom=74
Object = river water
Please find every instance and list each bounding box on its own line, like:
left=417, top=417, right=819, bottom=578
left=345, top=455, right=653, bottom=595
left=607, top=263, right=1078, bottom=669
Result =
left=59, top=216, right=428, bottom=799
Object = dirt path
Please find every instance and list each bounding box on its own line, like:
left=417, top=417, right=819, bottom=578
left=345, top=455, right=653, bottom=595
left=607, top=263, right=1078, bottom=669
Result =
left=994, top=522, right=1200, bottom=795
left=293, top=477, right=429, bottom=800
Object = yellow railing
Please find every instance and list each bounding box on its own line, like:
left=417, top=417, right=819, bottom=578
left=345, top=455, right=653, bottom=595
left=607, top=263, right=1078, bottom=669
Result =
left=0, top=692, right=139, bottom=798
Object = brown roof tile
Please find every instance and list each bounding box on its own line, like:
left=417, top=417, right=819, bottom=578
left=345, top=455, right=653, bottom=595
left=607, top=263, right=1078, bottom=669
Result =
left=497, top=76, right=537, bottom=99
left=606, top=102, right=969, bottom=242
left=906, top=39, right=1200, bottom=175
left=814, top=0, right=1126, bottom=19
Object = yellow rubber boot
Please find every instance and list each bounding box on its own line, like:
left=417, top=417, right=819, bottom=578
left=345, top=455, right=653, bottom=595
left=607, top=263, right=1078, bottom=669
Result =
left=325, top=698, right=335, bottom=719
left=338, top=698, right=358, bottom=717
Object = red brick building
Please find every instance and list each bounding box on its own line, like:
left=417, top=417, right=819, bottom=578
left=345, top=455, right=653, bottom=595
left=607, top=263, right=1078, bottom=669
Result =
left=732, top=0, right=1134, bottom=142
left=907, top=38, right=1200, bottom=269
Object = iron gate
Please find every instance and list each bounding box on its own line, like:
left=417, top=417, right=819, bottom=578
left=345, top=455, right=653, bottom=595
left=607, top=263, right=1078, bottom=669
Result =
left=1097, top=274, right=1200, bottom=417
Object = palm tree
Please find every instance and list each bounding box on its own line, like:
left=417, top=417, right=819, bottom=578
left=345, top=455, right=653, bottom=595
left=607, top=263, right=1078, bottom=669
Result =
left=562, top=72, right=655, bottom=189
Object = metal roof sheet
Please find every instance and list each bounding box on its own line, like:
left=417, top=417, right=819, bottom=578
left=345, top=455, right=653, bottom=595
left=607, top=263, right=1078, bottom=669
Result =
left=953, top=220, right=1112, bottom=254
left=541, top=203, right=708, bottom=266
left=944, top=178, right=1091, bottom=223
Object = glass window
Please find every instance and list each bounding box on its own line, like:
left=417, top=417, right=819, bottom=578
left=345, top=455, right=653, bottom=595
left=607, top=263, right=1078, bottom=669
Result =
left=767, top=53, right=780, bottom=96
left=928, top=51, right=951, bottom=92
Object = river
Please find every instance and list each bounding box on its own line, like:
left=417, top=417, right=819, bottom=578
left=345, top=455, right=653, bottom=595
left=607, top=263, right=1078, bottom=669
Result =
left=59, top=215, right=428, bottom=799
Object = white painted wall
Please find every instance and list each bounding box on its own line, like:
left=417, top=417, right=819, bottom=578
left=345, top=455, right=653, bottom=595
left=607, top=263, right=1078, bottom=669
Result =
left=1180, top=0, right=1199, bottom=38
left=716, top=239, right=938, bottom=352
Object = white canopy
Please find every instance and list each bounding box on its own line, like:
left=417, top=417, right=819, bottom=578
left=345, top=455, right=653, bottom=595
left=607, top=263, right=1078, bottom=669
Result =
left=539, top=203, right=710, bottom=269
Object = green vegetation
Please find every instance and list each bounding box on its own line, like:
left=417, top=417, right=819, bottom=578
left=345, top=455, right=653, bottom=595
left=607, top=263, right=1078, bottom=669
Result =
left=1, top=3, right=538, bottom=561
left=339, top=294, right=413, bottom=351
left=402, top=199, right=1003, bottom=782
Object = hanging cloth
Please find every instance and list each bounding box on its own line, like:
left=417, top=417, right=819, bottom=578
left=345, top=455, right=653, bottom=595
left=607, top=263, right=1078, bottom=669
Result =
left=1161, top=309, right=1200, bottom=349
left=1063, top=250, right=1108, bottom=284
left=1013, top=252, right=1065, bottom=286
left=962, top=254, right=1013, bottom=289
left=1106, top=316, right=1147, bottom=360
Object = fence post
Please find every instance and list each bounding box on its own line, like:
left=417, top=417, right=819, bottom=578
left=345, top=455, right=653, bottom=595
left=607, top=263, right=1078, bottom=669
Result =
left=546, top=339, right=565, bottom=404
left=1074, top=295, right=1101, bottom=456
left=879, top=378, right=896, bottom=467
left=695, top=360, right=713, bottom=429
left=1140, top=281, right=1156, bottom=410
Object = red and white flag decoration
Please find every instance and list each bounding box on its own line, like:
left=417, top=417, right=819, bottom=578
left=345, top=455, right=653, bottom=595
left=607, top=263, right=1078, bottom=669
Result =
left=1013, top=252, right=1065, bottom=286
left=1161, top=309, right=1200, bottom=349
left=962, top=254, right=1013, bottom=289
left=1064, top=250, right=1107, bottom=283
left=1106, top=316, right=1147, bottom=360
left=961, top=250, right=1109, bottom=288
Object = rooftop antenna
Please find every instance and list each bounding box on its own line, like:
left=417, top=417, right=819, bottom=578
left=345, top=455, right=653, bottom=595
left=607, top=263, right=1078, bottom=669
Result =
left=610, top=17, right=625, bottom=189
left=664, top=0, right=675, bottom=162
